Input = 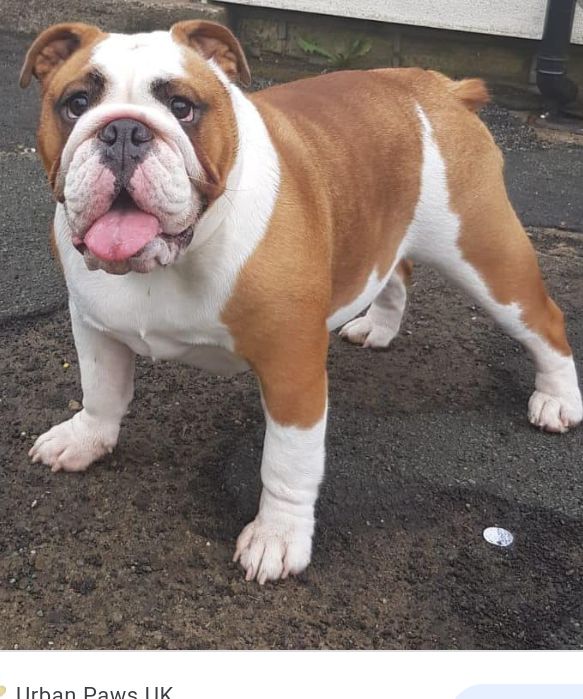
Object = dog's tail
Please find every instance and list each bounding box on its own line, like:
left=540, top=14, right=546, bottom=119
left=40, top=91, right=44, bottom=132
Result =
left=448, top=78, right=490, bottom=112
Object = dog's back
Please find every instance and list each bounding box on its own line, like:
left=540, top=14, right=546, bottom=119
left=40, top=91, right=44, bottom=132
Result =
left=249, top=68, right=495, bottom=315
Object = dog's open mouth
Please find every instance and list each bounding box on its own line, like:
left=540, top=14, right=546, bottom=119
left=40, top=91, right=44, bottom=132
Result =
left=72, top=190, right=193, bottom=275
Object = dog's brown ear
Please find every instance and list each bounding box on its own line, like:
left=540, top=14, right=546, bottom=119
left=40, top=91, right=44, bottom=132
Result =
left=171, top=20, right=251, bottom=87
left=20, top=22, right=103, bottom=89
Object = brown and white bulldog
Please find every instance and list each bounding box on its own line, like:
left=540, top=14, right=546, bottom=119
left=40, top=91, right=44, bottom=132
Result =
left=22, top=21, right=582, bottom=583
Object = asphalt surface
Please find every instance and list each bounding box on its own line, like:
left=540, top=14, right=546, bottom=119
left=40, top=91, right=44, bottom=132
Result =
left=1, top=33, right=583, bottom=649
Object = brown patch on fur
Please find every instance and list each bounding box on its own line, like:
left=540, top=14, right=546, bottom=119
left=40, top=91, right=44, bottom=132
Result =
left=171, top=20, right=251, bottom=86
left=224, top=69, right=429, bottom=426
left=418, top=71, right=571, bottom=356
left=20, top=25, right=107, bottom=201
left=396, top=259, right=413, bottom=285
left=428, top=72, right=490, bottom=113
left=449, top=78, right=490, bottom=112
left=255, top=70, right=422, bottom=315
left=222, top=150, right=330, bottom=427
left=20, top=23, right=104, bottom=90
left=174, top=56, right=240, bottom=205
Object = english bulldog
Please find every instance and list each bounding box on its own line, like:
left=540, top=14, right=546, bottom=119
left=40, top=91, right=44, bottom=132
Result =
left=21, top=21, right=582, bottom=583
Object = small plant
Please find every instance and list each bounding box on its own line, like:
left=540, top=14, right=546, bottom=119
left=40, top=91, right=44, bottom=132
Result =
left=297, top=36, right=372, bottom=69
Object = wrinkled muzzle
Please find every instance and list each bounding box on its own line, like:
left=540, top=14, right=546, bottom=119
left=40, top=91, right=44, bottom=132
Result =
left=59, top=107, right=202, bottom=274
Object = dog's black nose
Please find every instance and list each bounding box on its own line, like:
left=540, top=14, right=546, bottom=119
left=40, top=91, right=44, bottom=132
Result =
left=97, top=118, right=153, bottom=167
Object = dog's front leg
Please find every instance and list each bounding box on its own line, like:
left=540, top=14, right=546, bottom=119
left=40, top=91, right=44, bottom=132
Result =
left=30, top=303, right=135, bottom=472
left=234, top=336, right=328, bottom=584
left=234, top=400, right=327, bottom=584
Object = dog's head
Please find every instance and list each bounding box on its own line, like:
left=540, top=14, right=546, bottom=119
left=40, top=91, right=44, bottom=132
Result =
left=21, top=21, right=251, bottom=274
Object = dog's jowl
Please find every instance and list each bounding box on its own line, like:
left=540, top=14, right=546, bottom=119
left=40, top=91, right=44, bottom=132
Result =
left=21, top=21, right=582, bottom=583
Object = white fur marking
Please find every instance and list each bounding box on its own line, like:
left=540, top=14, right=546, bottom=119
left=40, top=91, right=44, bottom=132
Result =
left=234, top=404, right=327, bottom=583
left=92, top=32, right=186, bottom=101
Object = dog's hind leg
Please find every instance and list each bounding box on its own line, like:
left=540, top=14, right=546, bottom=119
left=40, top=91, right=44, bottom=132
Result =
left=440, top=217, right=581, bottom=433
left=406, top=101, right=581, bottom=433
left=416, top=190, right=581, bottom=433
left=339, top=260, right=412, bottom=349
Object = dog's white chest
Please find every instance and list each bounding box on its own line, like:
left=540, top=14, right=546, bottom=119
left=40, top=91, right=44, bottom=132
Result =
left=78, top=290, right=248, bottom=374
left=114, top=322, right=249, bottom=374
left=121, top=323, right=249, bottom=375
left=57, top=214, right=249, bottom=375
left=75, top=286, right=249, bottom=375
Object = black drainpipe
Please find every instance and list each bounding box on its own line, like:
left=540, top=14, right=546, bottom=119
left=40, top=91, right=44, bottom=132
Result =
left=536, top=0, right=579, bottom=110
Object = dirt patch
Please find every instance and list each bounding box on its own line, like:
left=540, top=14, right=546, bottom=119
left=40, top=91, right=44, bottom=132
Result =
left=1, top=228, right=582, bottom=649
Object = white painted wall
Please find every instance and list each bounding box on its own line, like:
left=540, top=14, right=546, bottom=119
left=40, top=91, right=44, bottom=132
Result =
left=222, top=0, right=583, bottom=45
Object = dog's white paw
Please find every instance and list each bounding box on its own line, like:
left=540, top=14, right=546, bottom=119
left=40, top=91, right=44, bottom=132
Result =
left=339, top=315, right=398, bottom=349
left=233, top=513, right=313, bottom=584
left=528, top=390, right=582, bottom=433
left=29, top=411, right=119, bottom=473
left=528, top=362, right=583, bottom=433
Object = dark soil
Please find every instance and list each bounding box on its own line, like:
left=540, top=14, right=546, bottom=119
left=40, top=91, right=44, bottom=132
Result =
left=1, top=228, right=582, bottom=650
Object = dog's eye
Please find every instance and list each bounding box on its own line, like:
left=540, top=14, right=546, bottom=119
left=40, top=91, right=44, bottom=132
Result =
left=66, top=92, right=90, bottom=120
left=170, top=97, right=195, bottom=122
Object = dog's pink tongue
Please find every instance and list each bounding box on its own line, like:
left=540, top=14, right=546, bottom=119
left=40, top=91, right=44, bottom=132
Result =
left=84, top=208, right=161, bottom=262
